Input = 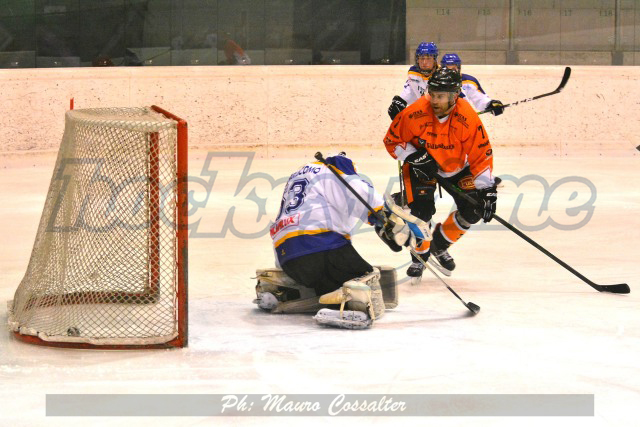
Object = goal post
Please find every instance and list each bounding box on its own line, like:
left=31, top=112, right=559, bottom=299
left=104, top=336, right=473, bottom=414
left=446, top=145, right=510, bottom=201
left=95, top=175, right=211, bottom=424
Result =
left=7, top=105, right=188, bottom=349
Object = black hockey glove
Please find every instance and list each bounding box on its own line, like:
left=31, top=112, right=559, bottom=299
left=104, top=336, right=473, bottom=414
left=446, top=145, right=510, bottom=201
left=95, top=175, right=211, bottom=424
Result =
left=405, top=149, right=438, bottom=181
left=374, top=220, right=403, bottom=252
left=474, top=185, right=497, bottom=223
left=488, top=99, right=505, bottom=116
left=388, top=95, right=407, bottom=120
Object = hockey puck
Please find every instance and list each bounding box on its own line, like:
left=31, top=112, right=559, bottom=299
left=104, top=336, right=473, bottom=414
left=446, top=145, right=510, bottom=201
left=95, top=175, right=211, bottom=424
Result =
left=67, top=327, right=81, bottom=337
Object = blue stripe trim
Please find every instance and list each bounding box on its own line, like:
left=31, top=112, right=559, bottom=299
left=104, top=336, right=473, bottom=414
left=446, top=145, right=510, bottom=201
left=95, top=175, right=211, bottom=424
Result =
left=461, top=73, right=486, bottom=94
left=407, top=222, right=428, bottom=241
left=276, top=231, right=350, bottom=265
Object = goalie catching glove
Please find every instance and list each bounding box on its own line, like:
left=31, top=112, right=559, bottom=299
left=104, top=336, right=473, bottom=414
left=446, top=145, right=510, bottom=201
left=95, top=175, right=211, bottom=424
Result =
left=373, top=194, right=432, bottom=252
left=375, top=218, right=404, bottom=252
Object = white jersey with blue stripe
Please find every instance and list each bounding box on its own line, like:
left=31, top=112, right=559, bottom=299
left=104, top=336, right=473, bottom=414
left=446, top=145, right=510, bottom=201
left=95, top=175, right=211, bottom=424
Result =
left=400, top=68, right=492, bottom=112
left=270, top=156, right=383, bottom=266
left=399, top=65, right=433, bottom=107
left=459, top=73, right=492, bottom=112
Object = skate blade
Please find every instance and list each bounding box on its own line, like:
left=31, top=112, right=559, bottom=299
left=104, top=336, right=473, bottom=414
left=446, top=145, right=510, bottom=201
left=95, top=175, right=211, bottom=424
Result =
left=410, top=276, right=422, bottom=286
left=427, top=258, right=452, bottom=277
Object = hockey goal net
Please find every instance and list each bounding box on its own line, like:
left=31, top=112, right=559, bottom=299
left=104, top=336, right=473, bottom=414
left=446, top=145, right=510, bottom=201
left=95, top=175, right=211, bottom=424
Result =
left=7, top=106, right=188, bottom=349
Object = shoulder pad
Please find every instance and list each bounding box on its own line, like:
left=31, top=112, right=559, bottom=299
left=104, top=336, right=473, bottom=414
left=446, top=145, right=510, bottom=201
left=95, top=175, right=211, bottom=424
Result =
left=408, top=65, right=429, bottom=80
left=461, top=74, right=485, bottom=93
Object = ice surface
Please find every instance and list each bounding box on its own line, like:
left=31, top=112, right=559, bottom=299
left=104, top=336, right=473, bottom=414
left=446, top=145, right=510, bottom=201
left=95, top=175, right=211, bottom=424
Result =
left=0, top=150, right=638, bottom=427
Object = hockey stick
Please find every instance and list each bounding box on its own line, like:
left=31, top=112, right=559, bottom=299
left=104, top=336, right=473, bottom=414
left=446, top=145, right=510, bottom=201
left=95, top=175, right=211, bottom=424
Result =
left=314, top=152, right=480, bottom=315
left=407, top=247, right=480, bottom=315
left=398, top=161, right=405, bottom=206
left=428, top=172, right=629, bottom=294
left=479, top=66, right=571, bottom=115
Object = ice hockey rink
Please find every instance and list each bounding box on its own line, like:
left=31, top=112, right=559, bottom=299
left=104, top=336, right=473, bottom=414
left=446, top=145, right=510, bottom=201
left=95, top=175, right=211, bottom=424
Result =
left=0, top=65, right=639, bottom=426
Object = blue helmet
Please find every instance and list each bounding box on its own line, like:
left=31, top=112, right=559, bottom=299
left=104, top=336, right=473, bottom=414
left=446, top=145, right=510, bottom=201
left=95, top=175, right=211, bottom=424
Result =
left=441, top=53, right=462, bottom=68
left=415, top=42, right=438, bottom=64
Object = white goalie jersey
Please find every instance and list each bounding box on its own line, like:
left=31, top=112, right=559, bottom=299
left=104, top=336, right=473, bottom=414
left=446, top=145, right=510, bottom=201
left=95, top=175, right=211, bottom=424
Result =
left=270, top=156, right=383, bottom=267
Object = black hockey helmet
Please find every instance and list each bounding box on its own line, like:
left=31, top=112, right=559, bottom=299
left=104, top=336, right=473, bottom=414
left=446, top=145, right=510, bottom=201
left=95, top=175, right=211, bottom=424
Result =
left=427, top=67, right=462, bottom=93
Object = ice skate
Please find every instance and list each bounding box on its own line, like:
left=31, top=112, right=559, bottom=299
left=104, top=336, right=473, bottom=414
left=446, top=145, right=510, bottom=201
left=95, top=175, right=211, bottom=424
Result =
left=407, top=261, right=425, bottom=286
left=429, top=224, right=455, bottom=276
left=429, top=248, right=455, bottom=277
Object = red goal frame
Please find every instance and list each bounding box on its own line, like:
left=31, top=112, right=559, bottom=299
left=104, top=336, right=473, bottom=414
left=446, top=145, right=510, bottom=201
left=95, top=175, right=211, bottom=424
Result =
left=11, top=105, right=188, bottom=349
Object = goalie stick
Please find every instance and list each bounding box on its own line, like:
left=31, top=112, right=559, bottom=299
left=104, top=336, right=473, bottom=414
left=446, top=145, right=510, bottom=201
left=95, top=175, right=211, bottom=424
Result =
left=314, top=151, right=480, bottom=315
left=422, top=170, right=630, bottom=294
left=479, top=66, right=572, bottom=115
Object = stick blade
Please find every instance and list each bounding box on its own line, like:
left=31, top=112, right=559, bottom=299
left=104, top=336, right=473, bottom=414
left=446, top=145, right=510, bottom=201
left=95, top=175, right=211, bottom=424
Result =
left=597, top=283, right=630, bottom=294
left=557, top=66, right=571, bottom=92
left=466, top=302, right=481, bottom=315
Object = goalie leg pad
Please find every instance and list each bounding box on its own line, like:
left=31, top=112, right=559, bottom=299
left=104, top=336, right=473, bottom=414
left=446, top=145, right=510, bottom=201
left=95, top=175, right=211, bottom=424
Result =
left=366, top=271, right=386, bottom=320
left=313, top=309, right=372, bottom=330
left=376, top=265, right=398, bottom=309
left=271, top=296, right=323, bottom=314
left=254, top=268, right=318, bottom=312
left=314, top=268, right=384, bottom=329
left=318, top=268, right=384, bottom=319
left=255, top=268, right=316, bottom=299
left=255, top=268, right=299, bottom=288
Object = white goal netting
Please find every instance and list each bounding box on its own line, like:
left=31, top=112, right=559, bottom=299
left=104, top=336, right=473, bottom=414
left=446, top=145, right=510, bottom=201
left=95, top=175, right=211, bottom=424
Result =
left=8, top=107, right=187, bottom=348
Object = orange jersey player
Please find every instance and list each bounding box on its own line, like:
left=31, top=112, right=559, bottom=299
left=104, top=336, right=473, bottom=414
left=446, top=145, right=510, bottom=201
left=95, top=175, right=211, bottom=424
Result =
left=383, top=67, right=498, bottom=280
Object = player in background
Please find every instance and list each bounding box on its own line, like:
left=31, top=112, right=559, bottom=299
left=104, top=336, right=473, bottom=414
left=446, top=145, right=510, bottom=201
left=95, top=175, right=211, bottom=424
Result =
left=441, top=53, right=504, bottom=187
left=222, top=32, right=251, bottom=65
left=383, top=68, right=498, bottom=279
left=255, top=153, right=427, bottom=329
left=387, top=42, right=439, bottom=120
left=440, top=53, right=504, bottom=116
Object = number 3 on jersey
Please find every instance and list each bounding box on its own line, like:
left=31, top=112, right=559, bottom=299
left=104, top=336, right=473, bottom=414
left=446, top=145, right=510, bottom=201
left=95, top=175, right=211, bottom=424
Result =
left=281, top=178, right=309, bottom=216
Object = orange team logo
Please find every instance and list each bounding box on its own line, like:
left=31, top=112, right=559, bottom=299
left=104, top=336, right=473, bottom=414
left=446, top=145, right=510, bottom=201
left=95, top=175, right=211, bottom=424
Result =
left=458, top=176, right=476, bottom=191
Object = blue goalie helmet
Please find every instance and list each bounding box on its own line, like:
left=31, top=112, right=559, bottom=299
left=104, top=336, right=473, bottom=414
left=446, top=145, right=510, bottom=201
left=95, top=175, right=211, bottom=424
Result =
left=415, top=42, right=438, bottom=64
left=441, top=53, right=462, bottom=68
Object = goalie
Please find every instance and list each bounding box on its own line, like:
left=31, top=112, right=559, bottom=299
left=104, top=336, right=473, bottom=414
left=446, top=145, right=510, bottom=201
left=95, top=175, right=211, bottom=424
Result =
left=255, top=153, right=429, bottom=329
